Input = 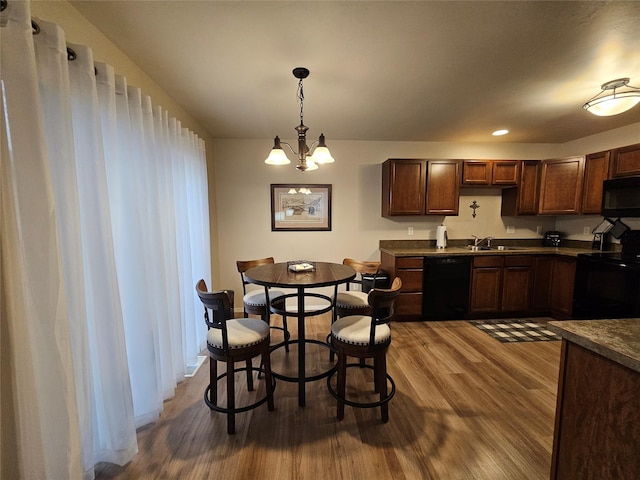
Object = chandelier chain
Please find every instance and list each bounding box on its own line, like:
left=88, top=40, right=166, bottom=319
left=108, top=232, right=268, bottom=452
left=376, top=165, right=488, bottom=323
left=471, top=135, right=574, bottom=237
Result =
left=297, top=78, right=304, bottom=125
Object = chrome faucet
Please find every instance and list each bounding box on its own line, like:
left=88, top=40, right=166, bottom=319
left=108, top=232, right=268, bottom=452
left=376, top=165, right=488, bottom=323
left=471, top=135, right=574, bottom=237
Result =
left=472, top=235, right=493, bottom=247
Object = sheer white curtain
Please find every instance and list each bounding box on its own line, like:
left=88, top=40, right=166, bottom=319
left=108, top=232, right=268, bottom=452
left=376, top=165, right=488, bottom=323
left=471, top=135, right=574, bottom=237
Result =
left=1, top=1, right=211, bottom=477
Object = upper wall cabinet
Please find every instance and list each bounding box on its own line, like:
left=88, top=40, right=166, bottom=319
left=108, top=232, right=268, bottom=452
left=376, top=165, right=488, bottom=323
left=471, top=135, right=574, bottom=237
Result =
left=382, top=159, right=460, bottom=216
left=538, top=156, right=585, bottom=215
left=462, top=160, right=519, bottom=187
left=381, top=159, right=427, bottom=216
left=501, top=160, right=541, bottom=216
left=610, top=143, right=640, bottom=178
left=581, top=150, right=611, bottom=214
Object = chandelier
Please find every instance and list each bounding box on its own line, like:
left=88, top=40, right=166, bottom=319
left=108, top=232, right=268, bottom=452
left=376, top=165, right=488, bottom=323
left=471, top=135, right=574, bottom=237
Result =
left=264, top=67, right=334, bottom=172
left=583, top=78, right=640, bottom=116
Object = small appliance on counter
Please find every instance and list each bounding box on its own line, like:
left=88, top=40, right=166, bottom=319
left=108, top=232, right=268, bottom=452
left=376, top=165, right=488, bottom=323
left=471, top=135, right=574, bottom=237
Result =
left=543, top=231, right=562, bottom=247
left=436, top=224, right=447, bottom=249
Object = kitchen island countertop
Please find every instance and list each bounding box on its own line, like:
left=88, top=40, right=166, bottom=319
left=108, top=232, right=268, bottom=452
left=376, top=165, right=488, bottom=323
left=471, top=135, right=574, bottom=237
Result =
left=547, top=319, right=640, bottom=374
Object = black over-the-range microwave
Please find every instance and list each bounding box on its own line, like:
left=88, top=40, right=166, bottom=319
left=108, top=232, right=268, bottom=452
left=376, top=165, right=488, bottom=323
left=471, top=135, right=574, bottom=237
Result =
left=601, top=176, right=640, bottom=217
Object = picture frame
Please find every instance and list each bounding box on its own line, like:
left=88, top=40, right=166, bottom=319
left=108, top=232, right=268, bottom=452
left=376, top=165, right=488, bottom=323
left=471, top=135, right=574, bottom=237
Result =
left=270, top=184, right=332, bottom=231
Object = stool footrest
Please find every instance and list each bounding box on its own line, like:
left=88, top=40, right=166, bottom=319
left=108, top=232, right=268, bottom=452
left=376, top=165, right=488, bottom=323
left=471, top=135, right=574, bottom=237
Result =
left=204, top=366, right=276, bottom=414
left=326, top=363, right=395, bottom=409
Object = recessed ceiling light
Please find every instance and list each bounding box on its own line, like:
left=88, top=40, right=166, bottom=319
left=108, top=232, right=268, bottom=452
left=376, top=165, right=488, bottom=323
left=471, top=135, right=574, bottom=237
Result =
left=492, top=129, right=509, bottom=136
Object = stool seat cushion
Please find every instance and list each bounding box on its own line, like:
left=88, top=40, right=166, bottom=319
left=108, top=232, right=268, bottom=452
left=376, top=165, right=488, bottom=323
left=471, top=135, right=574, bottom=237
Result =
left=331, top=315, right=391, bottom=346
left=334, top=291, right=369, bottom=309
left=207, top=318, right=270, bottom=349
left=243, top=289, right=285, bottom=307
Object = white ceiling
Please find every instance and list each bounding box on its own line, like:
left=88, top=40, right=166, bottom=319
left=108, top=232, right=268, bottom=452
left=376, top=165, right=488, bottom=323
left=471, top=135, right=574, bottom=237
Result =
left=69, top=0, right=640, bottom=144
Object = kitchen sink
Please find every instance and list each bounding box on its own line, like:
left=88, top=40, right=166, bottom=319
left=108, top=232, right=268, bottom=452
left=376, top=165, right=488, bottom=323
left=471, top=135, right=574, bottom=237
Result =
left=461, top=245, right=527, bottom=251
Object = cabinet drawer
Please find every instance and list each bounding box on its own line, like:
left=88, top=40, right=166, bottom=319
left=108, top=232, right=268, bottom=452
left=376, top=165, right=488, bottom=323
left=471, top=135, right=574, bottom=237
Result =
left=395, top=293, right=423, bottom=316
left=504, top=255, right=534, bottom=267
left=396, top=270, right=423, bottom=292
left=396, top=256, right=423, bottom=269
left=473, top=256, right=503, bottom=268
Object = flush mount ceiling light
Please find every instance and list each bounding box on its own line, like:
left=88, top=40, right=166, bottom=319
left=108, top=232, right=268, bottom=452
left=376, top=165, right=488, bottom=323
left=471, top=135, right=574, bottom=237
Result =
left=265, top=67, right=334, bottom=172
left=492, top=129, right=509, bottom=136
left=583, top=78, right=640, bottom=116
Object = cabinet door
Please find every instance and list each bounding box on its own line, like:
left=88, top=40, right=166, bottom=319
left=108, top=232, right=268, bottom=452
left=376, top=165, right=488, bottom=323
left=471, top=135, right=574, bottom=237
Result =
left=382, top=159, right=427, bottom=216
left=518, top=161, right=541, bottom=214
left=582, top=151, right=611, bottom=214
left=426, top=160, right=460, bottom=215
left=550, top=257, right=576, bottom=318
left=470, top=256, right=503, bottom=313
left=492, top=161, right=520, bottom=186
left=538, top=157, right=585, bottom=215
left=462, top=161, right=491, bottom=185
left=502, top=160, right=540, bottom=216
left=501, top=257, right=533, bottom=312
left=470, top=267, right=502, bottom=312
left=610, top=143, right=640, bottom=178
left=531, top=256, right=554, bottom=311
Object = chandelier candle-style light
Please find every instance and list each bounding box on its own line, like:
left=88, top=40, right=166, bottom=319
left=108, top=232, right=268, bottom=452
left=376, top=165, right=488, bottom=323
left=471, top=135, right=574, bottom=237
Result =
left=583, top=78, right=640, bottom=116
left=265, top=67, right=335, bottom=172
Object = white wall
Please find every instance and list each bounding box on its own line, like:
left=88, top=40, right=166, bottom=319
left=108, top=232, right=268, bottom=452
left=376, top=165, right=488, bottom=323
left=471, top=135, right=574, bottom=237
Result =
left=213, top=126, right=639, bottom=304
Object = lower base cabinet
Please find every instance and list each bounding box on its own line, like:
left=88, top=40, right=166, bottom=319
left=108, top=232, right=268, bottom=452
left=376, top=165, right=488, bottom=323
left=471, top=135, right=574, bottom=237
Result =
left=470, top=256, right=533, bottom=314
left=551, top=340, right=640, bottom=479
left=469, top=254, right=573, bottom=318
left=469, top=256, right=503, bottom=313
left=382, top=252, right=577, bottom=320
left=550, top=256, right=576, bottom=318
left=531, top=256, right=554, bottom=311
left=380, top=252, right=423, bottom=321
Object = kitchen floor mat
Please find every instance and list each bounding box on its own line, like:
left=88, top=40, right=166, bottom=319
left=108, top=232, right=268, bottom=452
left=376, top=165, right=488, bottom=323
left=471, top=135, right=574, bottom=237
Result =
left=469, top=319, right=561, bottom=343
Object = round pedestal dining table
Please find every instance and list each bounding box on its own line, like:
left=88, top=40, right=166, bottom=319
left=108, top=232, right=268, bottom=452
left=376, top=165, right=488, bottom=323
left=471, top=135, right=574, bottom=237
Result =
left=244, top=261, right=356, bottom=406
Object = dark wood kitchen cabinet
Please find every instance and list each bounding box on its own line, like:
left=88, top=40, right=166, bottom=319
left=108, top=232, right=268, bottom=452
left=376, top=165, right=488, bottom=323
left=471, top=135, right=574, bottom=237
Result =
left=538, top=156, right=585, bottom=215
left=380, top=252, right=423, bottom=321
left=462, top=160, right=519, bottom=186
left=426, top=160, right=461, bottom=215
left=501, top=256, right=534, bottom=312
left=501, top=160, right=541, bottom=215
left=581, top=150, right=611, bottom=214
left=469, top=256, right=503, bottom=313
left=531, top=256, right=554, bottom=312
left=610, top=142, right=640, bottom=178
left=382, top=159, right=460, bottom=216
left=381, top=159, right=426, bottom=216
left=551, top=329, right=640, bottom=480
left=549, top=256, right=576, bottom=318
left=470, top=255, right=533, bottom=314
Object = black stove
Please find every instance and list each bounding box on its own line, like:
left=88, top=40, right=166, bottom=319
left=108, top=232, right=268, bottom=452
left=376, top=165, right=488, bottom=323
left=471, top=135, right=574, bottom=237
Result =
left=573, top=231, right=640, bottom=318
left=578, top=251, right=640, bottom=269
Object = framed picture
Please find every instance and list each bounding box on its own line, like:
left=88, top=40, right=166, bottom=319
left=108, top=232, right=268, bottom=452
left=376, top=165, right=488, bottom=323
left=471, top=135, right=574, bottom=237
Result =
left=271, top=184, right=332, bottom=231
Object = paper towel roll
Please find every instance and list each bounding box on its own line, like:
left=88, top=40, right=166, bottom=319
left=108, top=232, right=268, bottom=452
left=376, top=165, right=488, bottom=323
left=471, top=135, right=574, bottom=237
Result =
left=436, top=225, right=447, bottom=248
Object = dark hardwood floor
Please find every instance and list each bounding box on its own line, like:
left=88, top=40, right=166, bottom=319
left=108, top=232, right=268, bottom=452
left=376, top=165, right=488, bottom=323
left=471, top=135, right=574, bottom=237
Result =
left=95, top=315, right=561, bottom=480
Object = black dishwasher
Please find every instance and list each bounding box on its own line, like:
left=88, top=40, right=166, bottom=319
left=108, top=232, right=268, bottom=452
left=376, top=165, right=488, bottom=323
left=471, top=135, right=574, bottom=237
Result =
left=422, top=256, right=471, bottom=320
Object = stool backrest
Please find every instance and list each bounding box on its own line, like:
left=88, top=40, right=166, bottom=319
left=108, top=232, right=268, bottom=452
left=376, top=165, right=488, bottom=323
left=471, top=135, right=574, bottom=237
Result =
left=196, top=279, right=235, bottom=349
left=367, top=277, right=402, bottom=345
left=236, top=257, right=275, bottom=295
left=342, top=258, right=381, bottom=291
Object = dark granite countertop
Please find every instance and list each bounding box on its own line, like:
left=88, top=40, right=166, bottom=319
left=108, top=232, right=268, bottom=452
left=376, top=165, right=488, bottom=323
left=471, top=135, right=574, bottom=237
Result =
left=547, top=319, right=640, bottom=374
left=380, top=239, right=594, bottom=257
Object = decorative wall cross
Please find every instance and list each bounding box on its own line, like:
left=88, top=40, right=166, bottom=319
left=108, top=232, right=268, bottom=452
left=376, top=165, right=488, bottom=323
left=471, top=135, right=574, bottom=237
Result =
left=469, top=200, right=480, bottom=218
